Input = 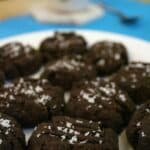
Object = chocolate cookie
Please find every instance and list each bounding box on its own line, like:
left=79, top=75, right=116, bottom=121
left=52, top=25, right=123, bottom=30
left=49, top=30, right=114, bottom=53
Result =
left=126, top=101, right=150, bottom=150
left=66, top=79, right=135, bottom=133
left=111, top=62, right=150, bottom=104
left=0, top=113, right=25, bottom=150
left=86, top=41, right=128, bottom=76
left=28, top=116, right=118, bottom=150
left=0, top=42, right=42, bottom=79
left=41, top=55, right=96, bottom=90
left=0, top=78, right=64, bottom=127
left=40, top=32, right=87, bottom=62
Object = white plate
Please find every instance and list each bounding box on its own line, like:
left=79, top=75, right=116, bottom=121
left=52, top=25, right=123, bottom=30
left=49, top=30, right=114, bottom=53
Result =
left=0, top=30, right=150, bottom=150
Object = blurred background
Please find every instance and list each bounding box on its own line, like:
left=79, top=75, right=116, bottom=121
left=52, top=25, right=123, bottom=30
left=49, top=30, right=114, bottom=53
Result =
left=0, top=0, right=150, bottom=40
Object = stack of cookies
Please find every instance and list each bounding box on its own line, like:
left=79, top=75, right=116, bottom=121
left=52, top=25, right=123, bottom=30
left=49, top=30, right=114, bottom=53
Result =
left=0, top=32, right=149, bottom=150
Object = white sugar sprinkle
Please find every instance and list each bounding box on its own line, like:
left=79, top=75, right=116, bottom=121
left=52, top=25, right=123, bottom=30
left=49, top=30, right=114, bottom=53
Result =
left=61, top=135, right=66, bottom=140
left=98, top=59, right=105, bottom=66
left=95, top=133, right=100, bottom=137
left=0, top=139, right=2, bottom=145
left=47, top=126, right=51, bottom=130
left=6, top=103, right=10, bottom=108
left=141, top=131, right=146, bottom=137
left=36, top=95, right=51, bottom=105
left=84, top=132, right=90, bottom=136
left=79, top=140, right=88, bottom=144
left=99, top=140, right=103, bottom=144
left=49, top=59, right=84, bottom=71
left=69, top=136, right=78, bottom=144
left=9, top=95, right=15, bottom=100
left=119, top=94, right=126, bottom=102
left=86, top=105, right=92, bottom=110
left=89, top=120, right=93, bottom=124
left=0, top=119, right=11, bottom=128
left=80, top=91, right=97, bottom=104
left=36, top=133, right=41, bottom=138
left=145, top=108, right=150, bottom=113
left=66, top=122, right=72, bottom=128
left=114, top=54, right=120, bottom=60
left=68, top=129, right=74, bottom=134
left=98, top=105, right=103, bottom=109
left=35, top=86, right=43, bottom=93
left=57, top=126, right=63, bottom=131
left=136, top=122, right=141, bottom=127
left=52, top=105, right=57, bottom=109
left=76, top=120, right=83, bottom=124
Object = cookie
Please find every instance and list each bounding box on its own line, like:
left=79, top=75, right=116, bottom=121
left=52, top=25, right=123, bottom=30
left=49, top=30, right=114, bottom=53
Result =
left=28, top=116, right=118, bottom=150
left=0, top=113, right=25, bottom=150
left=40, top=32, right=87, bottom=62
left=41, top=55, right=96, bottom=90
left=126, top=101, right=150, bottom=150
left=66, top=79, right=135, bottom=133
left=86, top=41, right=128, bottom=76
left=111, top=62, right=150, bottom=104
left=0, top=42, right=42, bottom=79
left=0, top=78, right=64, bottom=127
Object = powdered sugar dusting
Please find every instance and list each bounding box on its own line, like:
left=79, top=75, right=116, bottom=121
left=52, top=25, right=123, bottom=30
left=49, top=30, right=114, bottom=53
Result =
left=48, top=58, right=85, bottom=71
left=0, top=78, right=57, bottom=107
left=36, top=95, right=52, bottom=105
left=75, top=80, right=129, bottom=111
left=34, top=116, right=104, bottom=146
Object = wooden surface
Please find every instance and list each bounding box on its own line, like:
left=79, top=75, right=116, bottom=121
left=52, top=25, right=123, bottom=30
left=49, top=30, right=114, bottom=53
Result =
left=0, top=0, right=29, bottom=19
left=0, top=0, right=34, bottom=19
left=0, top=0, right=59, bottom=19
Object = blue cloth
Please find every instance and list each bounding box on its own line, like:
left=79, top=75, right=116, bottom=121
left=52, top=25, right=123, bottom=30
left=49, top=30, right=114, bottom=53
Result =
left=0, top=0, right=150, bottom=41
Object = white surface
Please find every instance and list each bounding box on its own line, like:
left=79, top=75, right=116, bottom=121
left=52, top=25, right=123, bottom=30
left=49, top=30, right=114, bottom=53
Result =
left=0, top=30, right=150, bottom=150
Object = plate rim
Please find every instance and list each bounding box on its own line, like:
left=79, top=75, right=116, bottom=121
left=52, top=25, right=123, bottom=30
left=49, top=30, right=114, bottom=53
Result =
left=0, top=29, right=149, bottom=46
